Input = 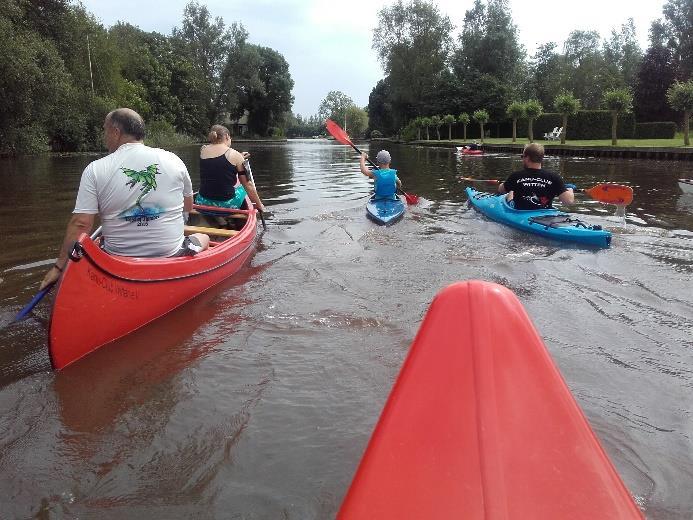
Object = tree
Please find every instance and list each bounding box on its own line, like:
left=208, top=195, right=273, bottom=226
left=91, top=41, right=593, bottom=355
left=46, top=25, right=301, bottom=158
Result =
left=458, top=112, right=470, bottom=141
left=506, top=102, right=525, bottom=143
left=243, top=45, right=294, bottom=136
left=443, top=114, right=456, bottom=140
left=633, top=30, right=678, bottom=122
left=523, top=100, right=543, bottom=142
left=319, top=91, right=354, bottom=128
left=667, top=80, right=693, bottom=145
left=603, top=88, right=633, bottom=145
left=373, top=0, right=453, bottom=122
left=661, top=0, right=693, bottom=78
left=455, top=0, right=524, bottom=80
left=562, top=30, right=609, bottom=108
left=173, top=1, right=232, bottom=124
left=368, top=79, right=394, bottom=136
left=473, top=109, right=489, bottom=142
left=413, top=117, right=424, bottom=140
left=453, top=0, right=525, bottom=119
left=529, top=42, right=564, bottom=109
left=602, top=19, right=642, bottom=89
left=345, top=105, right=369, bottom=138
left=430, top=115, right=442, bottom=140
left=0, top=5, right=73, bottom=153
left=421, top=116, right=432, bottom=140
left=553, top=91, right=580, bottom=144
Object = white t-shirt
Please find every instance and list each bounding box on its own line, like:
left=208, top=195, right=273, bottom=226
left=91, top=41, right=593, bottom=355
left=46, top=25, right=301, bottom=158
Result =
left=74, top=142, right=193, bottom=257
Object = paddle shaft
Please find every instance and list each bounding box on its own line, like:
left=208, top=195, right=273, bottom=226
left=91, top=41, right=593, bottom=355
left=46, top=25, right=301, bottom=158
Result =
left=243, top=159, right=267, bottom=230
left=13, top=226, right=103, bottom=322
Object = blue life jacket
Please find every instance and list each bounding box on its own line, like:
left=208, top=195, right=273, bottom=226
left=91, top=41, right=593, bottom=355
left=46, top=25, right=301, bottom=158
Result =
left=373, top=168, right=398, bottom=199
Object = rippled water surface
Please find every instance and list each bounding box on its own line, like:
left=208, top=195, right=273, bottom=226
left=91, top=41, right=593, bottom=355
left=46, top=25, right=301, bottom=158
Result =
left=1, top=140, right=692, bottom=518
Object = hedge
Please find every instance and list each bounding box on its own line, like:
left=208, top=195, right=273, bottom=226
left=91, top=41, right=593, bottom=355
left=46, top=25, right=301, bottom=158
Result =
left=634, top=122, right=677, bottom=139
left=491, top=110, right=636, bottom=140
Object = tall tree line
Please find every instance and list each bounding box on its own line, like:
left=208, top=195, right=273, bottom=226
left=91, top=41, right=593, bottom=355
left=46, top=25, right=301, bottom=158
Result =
left=368, top=0, right=693, bottom=136
left=0, top=0, right=294, bottom=154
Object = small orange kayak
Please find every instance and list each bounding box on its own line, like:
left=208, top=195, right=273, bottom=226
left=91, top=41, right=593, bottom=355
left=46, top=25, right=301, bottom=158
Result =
left=338, top=281, right=643, bottom=519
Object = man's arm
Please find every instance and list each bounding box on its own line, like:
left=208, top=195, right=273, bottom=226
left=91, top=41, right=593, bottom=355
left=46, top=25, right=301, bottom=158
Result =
left=558, top=188, right=574, bottom=205
left=497, top=181, right=508, bottom=194
left=40, top=213, right=95, bottom=289
left=184, top=195, right=193, bottom=212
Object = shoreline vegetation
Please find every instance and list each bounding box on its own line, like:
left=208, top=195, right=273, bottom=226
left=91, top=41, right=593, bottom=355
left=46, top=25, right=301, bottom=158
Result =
left=375, top=137, right=692, bottom=149
left=3, top=0, right=692, bottom=157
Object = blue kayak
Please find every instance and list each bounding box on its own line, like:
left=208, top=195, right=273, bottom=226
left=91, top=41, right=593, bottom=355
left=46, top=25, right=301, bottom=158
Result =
left=466, top=187, right=611, bottom=248
left=366, top=196, right=405, bottom=226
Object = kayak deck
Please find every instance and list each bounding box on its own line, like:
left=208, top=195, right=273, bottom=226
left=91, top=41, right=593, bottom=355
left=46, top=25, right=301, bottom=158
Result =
left=338, top=281, right=643, bottom=519
left=366, top=196, right=405, bottom=226
left=466, top=187, right=611, bottom=248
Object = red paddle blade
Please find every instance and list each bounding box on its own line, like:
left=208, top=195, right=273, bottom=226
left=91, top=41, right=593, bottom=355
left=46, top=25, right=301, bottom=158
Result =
left=584, top=184, right=633, bottom=205
left=326, top=119, right=354, bottom=146
left=403, top=192, right=419, bottom=205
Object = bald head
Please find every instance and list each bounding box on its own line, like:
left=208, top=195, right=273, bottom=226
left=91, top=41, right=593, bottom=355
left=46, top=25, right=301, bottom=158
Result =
left=106, top=108, right=145, bottom=141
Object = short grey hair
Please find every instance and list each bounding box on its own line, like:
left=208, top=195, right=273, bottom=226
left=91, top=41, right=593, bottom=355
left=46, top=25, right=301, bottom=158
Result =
left=107, top=108, right=145, bottom=140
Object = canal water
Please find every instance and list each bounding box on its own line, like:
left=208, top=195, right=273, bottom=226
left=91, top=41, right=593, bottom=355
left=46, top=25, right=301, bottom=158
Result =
left=0, top=140, right=692, bottom=519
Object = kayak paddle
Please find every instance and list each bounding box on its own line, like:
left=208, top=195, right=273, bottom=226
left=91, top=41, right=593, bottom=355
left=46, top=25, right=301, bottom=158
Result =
left=461, top=178, right=633, bottom=205
left=325, top=119, right=419, bottom=205
left=566, top=183, right=634, bottom=206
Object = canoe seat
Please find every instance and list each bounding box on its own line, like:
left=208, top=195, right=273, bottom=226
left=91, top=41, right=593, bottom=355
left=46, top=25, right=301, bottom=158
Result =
left=184, top=225, right=239, bottom=237
left=189, top=209, right=247, bottom=219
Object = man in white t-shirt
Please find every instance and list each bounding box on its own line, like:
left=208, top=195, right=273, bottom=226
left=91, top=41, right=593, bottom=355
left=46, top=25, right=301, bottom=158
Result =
left=40, top=108, right=209, bottom=290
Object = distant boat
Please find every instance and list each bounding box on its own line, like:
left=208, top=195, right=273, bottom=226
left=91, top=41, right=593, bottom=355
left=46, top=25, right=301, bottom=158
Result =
left=678, top=179, right=693, bottom=194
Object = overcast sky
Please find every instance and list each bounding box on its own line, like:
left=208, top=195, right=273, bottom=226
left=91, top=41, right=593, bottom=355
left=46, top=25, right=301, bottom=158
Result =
left=79, top=0, right=666, bottom=117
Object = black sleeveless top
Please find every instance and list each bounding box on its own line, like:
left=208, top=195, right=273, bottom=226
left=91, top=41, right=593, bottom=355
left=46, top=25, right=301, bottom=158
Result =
left=199, top=154, right=241, bottom=201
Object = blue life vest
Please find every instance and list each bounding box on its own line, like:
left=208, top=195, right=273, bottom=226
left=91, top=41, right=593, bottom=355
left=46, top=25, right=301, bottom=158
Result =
left=373, top=168, right=398, bottom=199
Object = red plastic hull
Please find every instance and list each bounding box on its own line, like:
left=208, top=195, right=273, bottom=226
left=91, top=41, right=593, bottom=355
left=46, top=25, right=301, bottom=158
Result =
left=460, top=149, right=484, bottom=155
left=338, top=281, right=643, bottom=519
left=48, top=210, right=257, bottom=370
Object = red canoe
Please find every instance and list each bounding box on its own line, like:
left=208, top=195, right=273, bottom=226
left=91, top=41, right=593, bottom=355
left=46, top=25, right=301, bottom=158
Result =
left=338, top=281, right=643, bottom=519
left=48, top=203, right=257, bottom=370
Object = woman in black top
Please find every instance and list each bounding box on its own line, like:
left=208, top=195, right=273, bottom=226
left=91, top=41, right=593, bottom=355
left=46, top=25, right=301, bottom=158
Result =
left=195, top=124, right=265, bottom=211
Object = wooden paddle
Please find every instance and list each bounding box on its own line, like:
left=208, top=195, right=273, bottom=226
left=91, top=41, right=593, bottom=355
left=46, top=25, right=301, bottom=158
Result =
left=461, top=178, right=634, bottom=205
left=325, top=119, right=419, bottom=205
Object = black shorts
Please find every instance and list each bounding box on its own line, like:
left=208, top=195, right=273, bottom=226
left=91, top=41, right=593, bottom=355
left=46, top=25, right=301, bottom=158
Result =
left=170, top=236, right=203, bottom=257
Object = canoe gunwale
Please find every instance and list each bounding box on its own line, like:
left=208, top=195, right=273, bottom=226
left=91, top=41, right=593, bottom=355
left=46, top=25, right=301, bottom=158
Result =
left=68, top=233, right=255, bottom=284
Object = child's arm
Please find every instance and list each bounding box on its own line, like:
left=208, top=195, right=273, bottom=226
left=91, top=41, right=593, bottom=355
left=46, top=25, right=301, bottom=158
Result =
left=360, top=153, right=374, bottom=178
